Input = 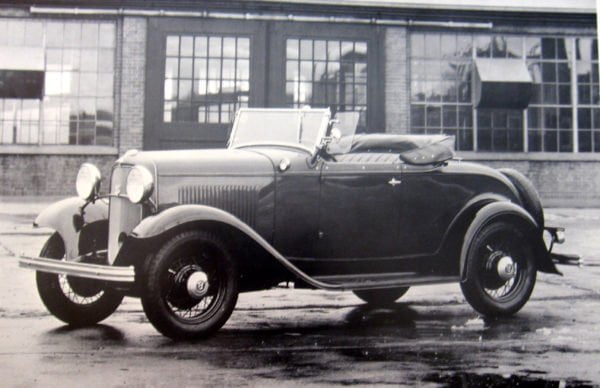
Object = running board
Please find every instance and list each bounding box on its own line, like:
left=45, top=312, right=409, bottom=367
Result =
left=312, top=272, right=459, bottom=291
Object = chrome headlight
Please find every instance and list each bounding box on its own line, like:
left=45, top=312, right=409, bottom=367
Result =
left=126, top=165, right=154, bottom=203
left=75, top=163, right=102, bottom=201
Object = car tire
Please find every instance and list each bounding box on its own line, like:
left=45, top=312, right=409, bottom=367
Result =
left=36, top=233, right=123, bottom=326
left=140, top=230, right=239, bottom=340
left=460, top=222, right=537, bottom=317
left=353, top=287, right=410, bottom=306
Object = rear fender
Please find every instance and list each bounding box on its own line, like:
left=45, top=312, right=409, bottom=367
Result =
left=34, top=197, right=108, bottom=260
left=459, top=201, right=559, bottom=280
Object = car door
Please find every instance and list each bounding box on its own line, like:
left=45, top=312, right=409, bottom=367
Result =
left=316, top=154, right=404, bottom=266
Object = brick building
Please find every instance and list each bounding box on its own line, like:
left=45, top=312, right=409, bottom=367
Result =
left=0, top=0, right=597, bottom=206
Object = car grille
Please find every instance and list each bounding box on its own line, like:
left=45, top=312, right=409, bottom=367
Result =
left=107, top=165, right=143, bottom=264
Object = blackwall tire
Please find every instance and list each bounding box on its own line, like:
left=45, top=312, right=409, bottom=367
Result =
left=140, top=230, right=239, bottom=340
left=36, top=233, right=123, bottom=327
left=460, top=222, right=537, bottom=317
left=353, top=287, right=410, bottom=306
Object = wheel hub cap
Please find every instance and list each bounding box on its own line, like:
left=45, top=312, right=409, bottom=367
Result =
left=186, top=271, right=209, bottom=299
left=496, top=256, right=516, bottom=281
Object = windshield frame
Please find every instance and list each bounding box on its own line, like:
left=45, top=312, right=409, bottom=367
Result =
left=228, top=108, right=331, bottom=154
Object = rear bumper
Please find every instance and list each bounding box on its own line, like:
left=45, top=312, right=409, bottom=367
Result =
left=545, top=226, right=582, bottom=267
left=19, top=256, right=135, bottom=283
left=550, top=252, right=583, bottom=267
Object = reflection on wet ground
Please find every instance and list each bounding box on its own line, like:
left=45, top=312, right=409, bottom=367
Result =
left=424, top=372, right=594, bottom=387
left=49, top=301, right=589, bottom=386
left=1, top=285, right=597, bottom=386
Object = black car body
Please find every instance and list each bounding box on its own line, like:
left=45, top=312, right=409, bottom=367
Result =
left=20, top=108, right=578, bottom=339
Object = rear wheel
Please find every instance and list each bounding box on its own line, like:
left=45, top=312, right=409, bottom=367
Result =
left=140, top=230, right=239, bottom=340
left=353, top=287, right=410, bottom=306
left=36, top=233, right=123, bottom=326
left=461, top=222, right=536, bottom=317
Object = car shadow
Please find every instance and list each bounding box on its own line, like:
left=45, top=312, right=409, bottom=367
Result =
left=44, top=323, right=126, bottom=342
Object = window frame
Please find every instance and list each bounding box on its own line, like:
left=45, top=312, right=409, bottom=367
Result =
left=409, top=30, right=597, bottom=153
left=0, top=18, right=117, bottom=148
left=144, top=18, right=267, bottom=150
left=268, top=22, right=385, bottom=132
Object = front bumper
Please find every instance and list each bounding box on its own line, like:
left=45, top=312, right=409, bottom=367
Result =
left=19, top=255, right=135, bottom=283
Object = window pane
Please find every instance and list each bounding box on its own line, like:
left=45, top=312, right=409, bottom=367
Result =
left=180, top=36, right=194, bottom=57
left=99, top=24, right=115, bottom=48
left=238, top=38, right=250, bottom=58
left=166, top=36, right=179, bottom=56
left=162, top=33, right=253, bottom=124
left=81, top=24, right=99, bottom=47
left=64, top=23, right=81, bottom=48
left=46, top=22, right=64, bottom=47
left=194, top=37, right=208, bottom=57
left=223, top=37, right=236, bottom=58
left=285, top=38, right=368, bottom=128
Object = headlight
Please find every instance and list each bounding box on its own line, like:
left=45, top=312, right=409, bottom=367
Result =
left=75, top=163, right=102, bottom=201
left=126, top=165, right=154, bottom=203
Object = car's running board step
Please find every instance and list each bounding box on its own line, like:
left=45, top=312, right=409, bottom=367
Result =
left=312, top=272, right=459, bottom=291
left=19, top=256, right=136, bottom=283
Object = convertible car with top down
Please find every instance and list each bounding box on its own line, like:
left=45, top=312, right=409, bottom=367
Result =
left=19, top=107, right=579, bottom=340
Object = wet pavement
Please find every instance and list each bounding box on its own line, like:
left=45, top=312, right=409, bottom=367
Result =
left=0, top=198, right=599, bottom=387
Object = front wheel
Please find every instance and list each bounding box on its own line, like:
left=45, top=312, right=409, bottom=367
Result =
left=460, top=222, right=537, bottom=317
left=140, top=230, right=239, bottom=340
left=36, top=233, right=123, bottom=326
left=353, top=287, right=410, bottom=306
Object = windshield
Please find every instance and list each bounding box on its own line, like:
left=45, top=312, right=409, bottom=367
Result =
left=229, top=108, right=330, bottom=153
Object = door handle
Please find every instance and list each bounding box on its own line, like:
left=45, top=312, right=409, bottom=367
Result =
left=388, top=178, right=402, bottom=186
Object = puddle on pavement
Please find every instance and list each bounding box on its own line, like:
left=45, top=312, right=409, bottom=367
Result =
left=424, top=372, right=594, bottom=387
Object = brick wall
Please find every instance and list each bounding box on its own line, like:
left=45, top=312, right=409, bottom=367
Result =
left=0, top=155, right=114, bottom=196
left=117, top=17, right=147, bottom=153
left=461, top=155, right=600, bottom=207
left=384, top=27, right=410, bottom=134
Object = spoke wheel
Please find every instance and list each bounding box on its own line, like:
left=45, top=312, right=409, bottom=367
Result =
left=36, top=233, right=123, bottom=326
left=353, top=287, right=410, bottom=306
left=141, top=230, right=238, bottom=340
left=461, top=222, right=536, bottom=317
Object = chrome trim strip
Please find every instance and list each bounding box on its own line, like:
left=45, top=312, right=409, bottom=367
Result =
left=19, top=256, right=135, bottom=283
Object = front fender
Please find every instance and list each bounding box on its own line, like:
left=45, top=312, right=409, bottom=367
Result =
left=130, top=204, right=342, bottom=290
left=35, top=197, right=108, bottom=260
left=131, top=204, right=257, bottom=239
left=459, top=201, right=559, bottom=280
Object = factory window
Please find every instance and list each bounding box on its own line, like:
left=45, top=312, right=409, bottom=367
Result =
left=526, top=37, right=573, bottom=152
left=0, top=19, right=116, bottom=146
left=410, top=33, right=473, bottom=150
left=410, top=32, right=598, bottom=153
left=163, top=35, right=250, bottom=124
left=285, top=38, right=368, bottom=131
left=475, top=35, right=526, bottom=151
left=576, top=38, right=599, bottom=152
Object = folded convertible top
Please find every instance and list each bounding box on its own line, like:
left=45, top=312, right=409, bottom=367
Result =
left=329, top=133, right=455, bottom=165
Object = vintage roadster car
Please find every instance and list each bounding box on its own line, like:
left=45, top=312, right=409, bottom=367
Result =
left=20, top=108, right=578, bottom=340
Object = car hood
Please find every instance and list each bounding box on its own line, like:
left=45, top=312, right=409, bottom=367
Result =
left=116, top=148, right=276, bottom=176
